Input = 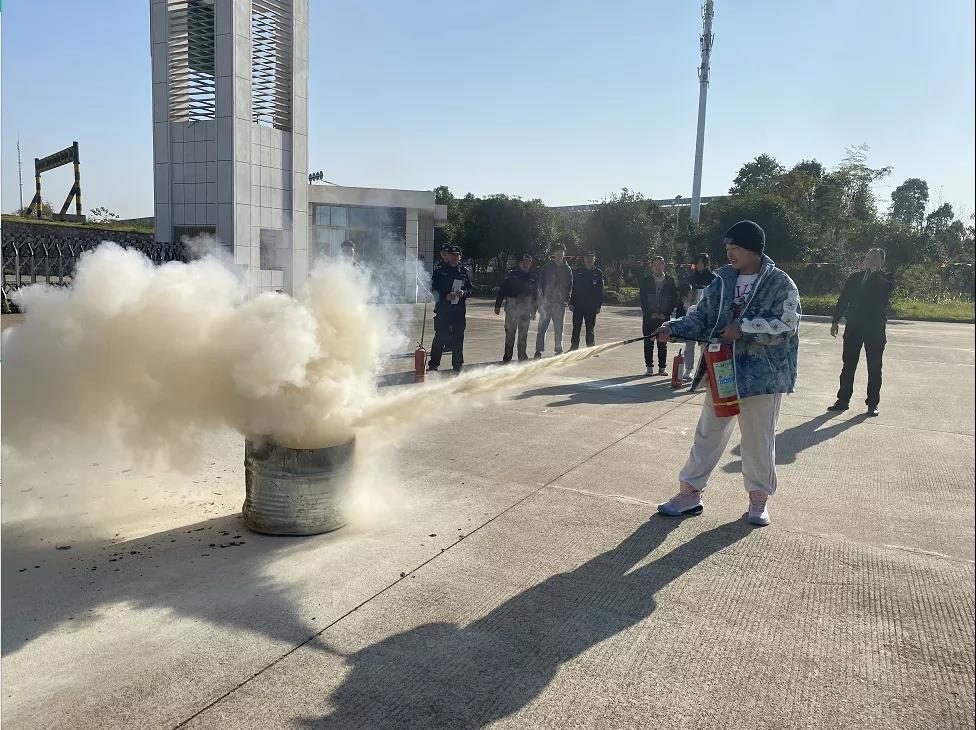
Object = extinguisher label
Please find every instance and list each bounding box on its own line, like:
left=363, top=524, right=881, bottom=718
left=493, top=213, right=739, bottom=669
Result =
left=712, top=360, right=737, bottom=399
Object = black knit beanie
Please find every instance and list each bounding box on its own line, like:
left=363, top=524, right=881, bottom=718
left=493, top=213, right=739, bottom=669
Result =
left=723, top=220, right=766, bottom=255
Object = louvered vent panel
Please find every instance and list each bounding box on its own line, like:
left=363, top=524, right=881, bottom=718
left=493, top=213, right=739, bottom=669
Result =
left=251, top=0, right=293, bottom=131
left=168, top=0, right=216, bottom=121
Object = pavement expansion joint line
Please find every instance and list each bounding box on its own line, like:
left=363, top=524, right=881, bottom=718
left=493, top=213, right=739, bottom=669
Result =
left=171, top=392, right=700, bottom=729
left=546, top=484, right=654, bottom=507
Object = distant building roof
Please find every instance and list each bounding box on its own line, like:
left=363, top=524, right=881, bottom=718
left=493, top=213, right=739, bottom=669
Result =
left=550, top=195, right=728, bottom=214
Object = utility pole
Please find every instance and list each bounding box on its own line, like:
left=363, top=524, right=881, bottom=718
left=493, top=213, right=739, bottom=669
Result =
left=672, top=195, right=682, bottom=245
left=690, top=0, right=714, bottom=224
left=17, top=134, right=25, bottom=213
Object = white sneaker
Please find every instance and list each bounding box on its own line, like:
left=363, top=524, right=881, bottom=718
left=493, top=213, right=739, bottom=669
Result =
left=657, top=483, right=704, bottom=517
left=747, top=490, right=770, bottom=526
left=658, top=367, right=667, bottom=376
left=646, top=367, right=655, bottom=375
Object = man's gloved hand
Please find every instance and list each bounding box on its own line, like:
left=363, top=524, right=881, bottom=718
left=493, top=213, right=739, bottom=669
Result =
left=830, top=323, right=839, bottom=337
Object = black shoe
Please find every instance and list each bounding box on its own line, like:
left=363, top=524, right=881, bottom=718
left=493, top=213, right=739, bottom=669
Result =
left=427, top=365, right=439, bottom=372
left=533, top=351, right=543, bottom=359
left=568, top=346, right=579, bottom=352
left=502, top=356, right=512, bottom=363
left=827, top=400, right=849, bottom=411
left=866, top=405, right=880, bottom=417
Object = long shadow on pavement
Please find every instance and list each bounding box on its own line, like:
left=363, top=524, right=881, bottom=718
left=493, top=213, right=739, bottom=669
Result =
left=304, top=516, right=753, bottom=729
left=722, top=410, right=869, bottom=474
left=514, top=375, right=682, bottom=407
left=1, top=513, right=334, bottom=657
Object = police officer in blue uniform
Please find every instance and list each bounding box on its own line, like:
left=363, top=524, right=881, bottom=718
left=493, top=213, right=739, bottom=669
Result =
left=428, top=245, right=472, bottom=372
left=569, top=250, right=605, bottom=349
left=494, top=253, right=539, bottom=362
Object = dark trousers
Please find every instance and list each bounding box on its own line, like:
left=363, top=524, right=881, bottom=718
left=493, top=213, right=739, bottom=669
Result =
left=837, top=327, right=886, bottom=406
left=642, top=315, right=667, bottom=368
left=503, top=308, right=531, bottom=361
left=570, top=308, right=597, bottom=348
left=429, top=311, right=465, bottom=370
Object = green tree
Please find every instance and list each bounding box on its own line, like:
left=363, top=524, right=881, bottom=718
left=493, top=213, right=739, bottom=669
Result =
left=729, top=154, right=785, bottom=196
left=553, top=210, right=586, bottom=253
left=690, top=193, right=808, bottom=264
left=776, top=159, right=823, bottom=217
left=458, top=194, right=553, bottom=279
left=16, top=200, right=55, bottom=219
left=89, top=206, right=120, bottom=224
left=434, top=185, right=465, bottom=244
left=925, top=203, right=954, bottom=235
left=889, top=177, right=929, bottom=230
left=583, top=189, right=656, bottom=263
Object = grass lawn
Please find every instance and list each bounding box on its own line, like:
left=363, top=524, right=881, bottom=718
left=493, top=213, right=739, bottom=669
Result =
left=802, top=294, right=975, bottom=323
left=1, top=214, right=153, bottom=235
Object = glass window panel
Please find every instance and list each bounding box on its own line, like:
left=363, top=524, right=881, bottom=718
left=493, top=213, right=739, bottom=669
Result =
left=348, top=207, right=369, bottom=228
left=314, top=205, right=330, bottom=226
left=330, top=206, right=347, bottom=227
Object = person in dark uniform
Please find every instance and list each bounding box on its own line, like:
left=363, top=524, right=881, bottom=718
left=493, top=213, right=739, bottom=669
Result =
left=430, top=244, right=452, bottom=352
left=639, top=256, right=678, bottom=376
left=428, top=245, right=472, bottom=373
left=435, top=244, right=451, bottom=271
left=494, top=253, right=539, bottom=362
left=828, top=248, right=895, bottom=416
left=569, top=250, right=604, bottom=350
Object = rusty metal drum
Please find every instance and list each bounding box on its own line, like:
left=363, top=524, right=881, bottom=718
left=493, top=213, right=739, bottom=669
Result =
left=242, top=438, right=354, bottom=536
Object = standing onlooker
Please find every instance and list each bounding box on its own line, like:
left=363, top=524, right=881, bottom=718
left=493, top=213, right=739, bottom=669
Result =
left=534, top=245, right=573, bottom=358
left=495, top=253, right=539, bottom=362
left=828, top=248, right=894, bottom=416
left=428, top=245, right=472, bottom=373
left=689, top=252, right=715, bottom=292
left=569, top=250, right=604, bottom=350
left=639, top=256, right=678, bottom=376
left=436, top=244, right=451, bottom=270
left=653, top=220, right=801, bottom=527
left=675, top=282, right=700, bottom=382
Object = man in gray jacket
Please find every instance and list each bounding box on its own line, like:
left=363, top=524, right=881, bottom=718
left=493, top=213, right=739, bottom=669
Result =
left=534, top=245, right=573, bottom=358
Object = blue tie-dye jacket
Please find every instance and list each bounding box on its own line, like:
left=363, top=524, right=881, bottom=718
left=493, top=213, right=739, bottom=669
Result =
left=667, top=255, right=801, bottom=398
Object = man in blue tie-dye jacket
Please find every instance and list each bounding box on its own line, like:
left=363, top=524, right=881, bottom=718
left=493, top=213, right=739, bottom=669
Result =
left=652, top=221, right=801, bottom=527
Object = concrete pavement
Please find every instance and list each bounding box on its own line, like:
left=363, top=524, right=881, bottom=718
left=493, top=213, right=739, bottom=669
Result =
left=2, top=303, right=974, bottom=729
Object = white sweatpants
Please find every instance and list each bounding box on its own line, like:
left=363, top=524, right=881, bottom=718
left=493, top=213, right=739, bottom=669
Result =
left=681, top=340, right=697, bottom=377
left=679, top=390, right=784, bottom=495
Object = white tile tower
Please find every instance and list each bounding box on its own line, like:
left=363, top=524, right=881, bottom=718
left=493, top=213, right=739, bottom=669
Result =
left=150, top=0, right=309, bottom=296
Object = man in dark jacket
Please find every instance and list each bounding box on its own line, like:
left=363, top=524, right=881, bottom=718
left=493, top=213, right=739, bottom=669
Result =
left=569, top=250, right=604, bottom=350
left=495, top=253, right=539, bottom=362
left=533, top=245, right=573, bottom=358
left=428, top=245, right=472, bottom=372
left=639, top=256, right=679, bottom=375
left=828, top=248, right=895, bottom=416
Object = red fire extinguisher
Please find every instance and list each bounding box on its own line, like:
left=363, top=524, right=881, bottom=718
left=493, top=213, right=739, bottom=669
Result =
left=704, top=342, right=740, bottom=417
left=671, top=349, right=685, bottom=389
left=414, top=345, right=427, bottom=383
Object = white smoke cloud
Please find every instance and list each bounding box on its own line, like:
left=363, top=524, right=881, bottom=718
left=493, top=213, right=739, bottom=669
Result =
left=1, top=240, right=613, bottom=529
left=2, top=242, right=393, bottom=465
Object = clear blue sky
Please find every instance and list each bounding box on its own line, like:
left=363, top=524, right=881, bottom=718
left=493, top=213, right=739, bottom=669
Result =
left=2, top=0, right=974, bottom=218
